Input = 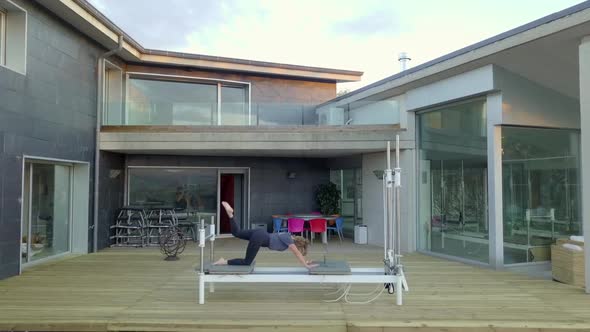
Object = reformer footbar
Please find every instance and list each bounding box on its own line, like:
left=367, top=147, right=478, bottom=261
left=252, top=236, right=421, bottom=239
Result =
left=196, top=136, right=408, bottom=305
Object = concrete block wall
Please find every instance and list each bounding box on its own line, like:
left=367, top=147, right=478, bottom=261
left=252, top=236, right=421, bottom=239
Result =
left=0, top=1, right=102, bottom=279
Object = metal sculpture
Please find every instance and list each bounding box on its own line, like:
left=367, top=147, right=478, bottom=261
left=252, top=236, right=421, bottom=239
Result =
left=159, top=226, right=187, bottom=261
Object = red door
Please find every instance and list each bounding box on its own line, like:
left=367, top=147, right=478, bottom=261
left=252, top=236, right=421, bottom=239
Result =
left=219, top=174, right=235, bottom=234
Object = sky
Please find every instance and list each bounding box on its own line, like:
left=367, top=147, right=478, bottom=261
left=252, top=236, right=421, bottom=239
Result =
left=87, top=0, right=585, bottom=93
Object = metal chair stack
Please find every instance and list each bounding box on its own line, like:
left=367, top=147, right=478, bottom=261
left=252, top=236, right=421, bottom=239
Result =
left=146, top=206, right=178, bottom=245
left=110, top=206, right=147, bottom=247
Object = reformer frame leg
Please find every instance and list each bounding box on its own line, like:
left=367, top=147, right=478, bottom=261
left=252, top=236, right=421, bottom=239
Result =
left=210, top=282, right=215, bottom=293
left=396, top=275, right=403, bottom=305
left=199, top=274, right=205, bottom=304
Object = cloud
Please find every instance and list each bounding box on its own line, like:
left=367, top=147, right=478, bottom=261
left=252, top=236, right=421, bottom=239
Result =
left=87, top=0, right=584, bottom=92
left=87, top=0, right=242, bottom=50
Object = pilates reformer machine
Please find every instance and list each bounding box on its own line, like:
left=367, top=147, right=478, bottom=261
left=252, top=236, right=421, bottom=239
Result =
left=195, top=136, right=408, bottom=305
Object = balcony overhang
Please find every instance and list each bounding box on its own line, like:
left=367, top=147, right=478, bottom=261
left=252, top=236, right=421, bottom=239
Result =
left=99, top=125, right=410, bottom=157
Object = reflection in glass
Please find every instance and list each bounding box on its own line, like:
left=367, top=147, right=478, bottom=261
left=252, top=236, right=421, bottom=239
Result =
left=128, top=168, right=218, bottom=214
left=417, top=99, right=489, bottom=263
left=127, top=78, right=218, bottom=125
left=502, top=127, right=581, bottom=264
left=221, top=86, right=248, bottom=125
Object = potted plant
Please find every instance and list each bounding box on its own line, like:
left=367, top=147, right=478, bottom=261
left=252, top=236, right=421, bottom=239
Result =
left=315, top=182, right=341, bottom=215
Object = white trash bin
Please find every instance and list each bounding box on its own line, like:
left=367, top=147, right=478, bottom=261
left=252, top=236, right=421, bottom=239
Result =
left=354, top=224, right=368, bottom=244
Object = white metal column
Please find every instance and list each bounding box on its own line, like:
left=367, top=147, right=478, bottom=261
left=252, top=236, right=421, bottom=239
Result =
left=486, top=93, right=504, bottom=269
left=579, top=36, right=590, bottom=294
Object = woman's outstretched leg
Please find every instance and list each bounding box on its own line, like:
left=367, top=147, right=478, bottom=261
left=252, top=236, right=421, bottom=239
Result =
left=222, top=201, right=254, bottom=240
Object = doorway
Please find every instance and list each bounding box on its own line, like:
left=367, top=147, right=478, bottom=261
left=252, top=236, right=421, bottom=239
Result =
left=218, top=169, right=249, bottom=235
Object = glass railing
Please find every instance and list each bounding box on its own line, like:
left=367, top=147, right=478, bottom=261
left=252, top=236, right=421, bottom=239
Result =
left=103, top=100, right=401, bottom=127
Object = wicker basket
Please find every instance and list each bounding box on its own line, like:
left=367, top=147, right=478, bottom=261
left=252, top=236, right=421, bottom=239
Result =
left=551, top=238, right=585, bottom=288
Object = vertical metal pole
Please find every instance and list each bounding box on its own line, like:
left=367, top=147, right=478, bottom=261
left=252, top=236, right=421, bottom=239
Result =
left=385, top=141, right=395, bottom=267
left=199, top=219, right=205, bottom=274
left=209, top=216, right=215, bottom=262
left=209, top=216, right=216, bottom=293
left=198, top=218, right=206, bottom=304
left=396, top=135, right=402, bottom=265
left=383, top=176, right=387, bottom=261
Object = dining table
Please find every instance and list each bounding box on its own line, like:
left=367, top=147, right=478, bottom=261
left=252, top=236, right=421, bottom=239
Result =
left=273, top=214, right=338, bottom=244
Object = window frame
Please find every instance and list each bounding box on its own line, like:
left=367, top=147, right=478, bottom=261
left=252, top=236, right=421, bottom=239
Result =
left=0, top=8, right=6, bottom=66
left=123, top=72, right=251, bottom=126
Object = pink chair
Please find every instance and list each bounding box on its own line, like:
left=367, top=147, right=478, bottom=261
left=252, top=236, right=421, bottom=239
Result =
left=288, top=218, right=306, bottom=237
left=309, top=219, right=327, bottom=244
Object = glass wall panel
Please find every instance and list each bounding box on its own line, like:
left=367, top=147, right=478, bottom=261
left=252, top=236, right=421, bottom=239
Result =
left=417, top=99, right=489, bottom=263
left=128, top=168, right=218, bottom=215
left=329, top=168, right=362, bottom=236
left=220, top=85, right=248, bottom=125
left=317, top=97, right=402, bottom=126
left=104, top=65, right=124, bottom=125
left=127, top=78, right=218, bottom=125
left=502, top=127, right=581, bottom=264
left=24, top=163, right=71, bottom=262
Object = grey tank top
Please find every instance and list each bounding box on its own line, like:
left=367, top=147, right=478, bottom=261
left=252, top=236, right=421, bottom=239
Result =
left=268, top=233, right=294, bottom=251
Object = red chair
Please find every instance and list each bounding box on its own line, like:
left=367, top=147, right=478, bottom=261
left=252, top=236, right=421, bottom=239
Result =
left=309, top=219, right=327, bottom=244
left=288, top=218, right=306, bottom=237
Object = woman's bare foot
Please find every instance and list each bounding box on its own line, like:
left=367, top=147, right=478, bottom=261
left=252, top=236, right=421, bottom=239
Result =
left=213, top=257, right=227, bottom=265
left=221, top=201, right=234, bottom=218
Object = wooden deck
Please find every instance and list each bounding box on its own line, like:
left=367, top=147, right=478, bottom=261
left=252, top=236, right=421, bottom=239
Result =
left=0, top=238, right=589, bottom=332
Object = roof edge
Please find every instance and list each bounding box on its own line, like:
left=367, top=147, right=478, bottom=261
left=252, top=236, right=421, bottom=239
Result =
left=46, top=0, right=363, bottom=81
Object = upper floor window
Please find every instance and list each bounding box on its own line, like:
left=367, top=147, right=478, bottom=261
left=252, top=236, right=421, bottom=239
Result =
left=0, top=0, right=27, bottom=74
left=104, top=72, right=250, bottom=126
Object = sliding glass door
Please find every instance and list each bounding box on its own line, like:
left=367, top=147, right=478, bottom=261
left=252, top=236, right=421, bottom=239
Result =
left=22, top=161, right=72, bottom=264
left=502, top=126, right=581, bottom=264
left=417, top=99, right=489, bottom=263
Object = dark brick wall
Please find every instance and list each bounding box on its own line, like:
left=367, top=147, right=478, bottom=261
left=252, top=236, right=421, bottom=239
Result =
left=125, top=155, right=330, bottom=231
left=0, top=1, right=103, bottom=279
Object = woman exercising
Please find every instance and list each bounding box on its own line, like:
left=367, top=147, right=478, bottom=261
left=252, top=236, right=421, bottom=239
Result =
left=213, top=202, right=319, bottom=269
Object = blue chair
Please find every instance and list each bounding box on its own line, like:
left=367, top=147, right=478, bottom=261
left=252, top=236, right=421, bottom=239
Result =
left=327, top=217, right=344, bottom=243
left=272, top=217, right=288, bottom=233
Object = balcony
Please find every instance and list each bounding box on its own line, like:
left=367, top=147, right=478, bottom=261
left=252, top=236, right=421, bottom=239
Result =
left=102, top=73, right=402, bottom=127
left=104, top=100, right=401, bottom=127
left=100, top=74, right=404, bottom=156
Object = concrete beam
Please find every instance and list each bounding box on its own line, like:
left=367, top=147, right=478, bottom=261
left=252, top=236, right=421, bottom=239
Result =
left=99, top=126, right=414, bottom=157
left=579, top=36, right=590, bottom=294
left=487, top=93, right=504, bottom=269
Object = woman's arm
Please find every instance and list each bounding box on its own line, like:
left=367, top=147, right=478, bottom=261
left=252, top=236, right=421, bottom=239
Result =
left=288, top=244, right=318, bottom=269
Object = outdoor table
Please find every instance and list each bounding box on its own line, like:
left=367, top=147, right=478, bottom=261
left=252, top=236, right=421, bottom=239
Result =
left=273, top=214, right=338, bottom=244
